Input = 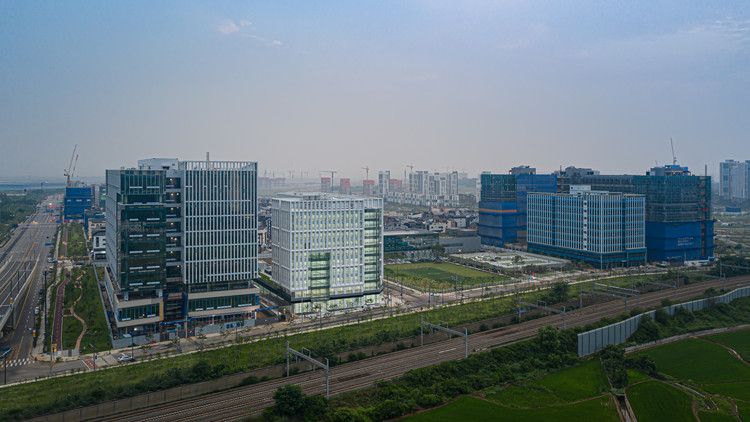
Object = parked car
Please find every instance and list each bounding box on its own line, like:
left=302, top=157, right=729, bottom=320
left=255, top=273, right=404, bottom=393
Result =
left=117, top=355, right=135, bottom=363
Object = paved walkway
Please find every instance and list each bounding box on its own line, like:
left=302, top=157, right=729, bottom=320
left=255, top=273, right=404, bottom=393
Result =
left=70, top=270, right=87, bottom=350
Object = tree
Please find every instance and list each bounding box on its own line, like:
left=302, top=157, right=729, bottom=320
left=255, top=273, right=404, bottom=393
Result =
left=273, top=384, right=306, bottom=417
left=430, top=244, right=446, bottom=257
left=536, top=325, right=561, bottom=354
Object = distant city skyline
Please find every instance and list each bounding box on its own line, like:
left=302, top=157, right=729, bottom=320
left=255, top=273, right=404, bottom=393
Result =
left=2, top=1, right=749, bottom=180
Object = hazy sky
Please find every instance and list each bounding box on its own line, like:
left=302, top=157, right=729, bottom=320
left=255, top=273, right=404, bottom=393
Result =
left=1, top=1, right=749, bottom=181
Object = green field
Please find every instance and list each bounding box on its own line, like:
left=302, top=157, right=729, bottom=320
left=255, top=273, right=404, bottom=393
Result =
left=385, top=262, right=509, bottom=290
left=738, top=401, right=750, bottom=422
left=696, top=411, right=737, bottom=422
left=701, top=382, right=750, bottom=403
left=488, top=385, right=564, bottom=408
left=636, top=339, right=750, bottom=384
left=626, top=381, right=696, bottom=422
left=528, top=359, right=609, bottom=402
left=63, top=223, right=88, bottom=258
left=706, top=329, right=750, bottom=362
left=402, top=395, right=619, bottom=422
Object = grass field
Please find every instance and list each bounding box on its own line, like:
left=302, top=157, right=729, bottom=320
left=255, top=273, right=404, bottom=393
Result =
left=385, top=262, right=509, bottom=290
left=402, top=395, right=619, bottom=422
left=696, top=411, right=737, bottom=422
left=626, top=381, right=696, bottom=422
left=61, top=316, right=83, bottom=350
left=528, top=359, right=609, bottom=402
left=487, top=385, right=564, bottom=408
left=738, top=401, right=750, bottom=422
left=706, top=329, right=750, bottom=362
left=701, top=382, right=750, bottom=403
left=627, top=369, right=650, bottom=384
left=636, top=339, right=750, bottom=384
left=63, top=224, right=88, bottom=258
left=57, top=266, right=110, bottom=353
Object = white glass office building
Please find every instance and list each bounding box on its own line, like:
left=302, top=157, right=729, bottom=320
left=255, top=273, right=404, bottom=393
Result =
left=271, top=193, right=383, bottom=314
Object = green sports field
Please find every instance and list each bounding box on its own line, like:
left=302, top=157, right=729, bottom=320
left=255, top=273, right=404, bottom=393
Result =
left=385, top=262, right=509, bottom=290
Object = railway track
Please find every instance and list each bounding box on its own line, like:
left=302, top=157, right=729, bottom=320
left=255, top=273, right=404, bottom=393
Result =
left=90, top=275, right=749, bottom=422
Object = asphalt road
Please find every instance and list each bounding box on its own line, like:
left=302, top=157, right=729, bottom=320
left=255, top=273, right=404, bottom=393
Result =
left=0, top=195, right=60, bottom=367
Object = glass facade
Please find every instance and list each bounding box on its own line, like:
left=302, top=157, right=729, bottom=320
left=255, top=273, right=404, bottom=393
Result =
left=527, top=190, right=647, bottom=267
left=271, top=193, right=383, bottom=313
left=182, top=162, right=258, bottom=293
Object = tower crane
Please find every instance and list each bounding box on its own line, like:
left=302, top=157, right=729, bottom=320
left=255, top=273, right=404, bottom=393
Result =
left=670, top=137, right=677, bottom=165
left=319, top=170, right=338, bottom=181
left=64, top=144, right=78, bottom=186
left=70, top=154, right=79, bottom=183
left=361, top=166, right=370, bottom=180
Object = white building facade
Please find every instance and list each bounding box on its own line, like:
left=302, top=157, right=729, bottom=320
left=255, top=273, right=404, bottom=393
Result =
left=720, top=160, right=750, bottom=200
left=271, top=193, right=383, bottom=314
left=527, top=186, right=647, bottom=268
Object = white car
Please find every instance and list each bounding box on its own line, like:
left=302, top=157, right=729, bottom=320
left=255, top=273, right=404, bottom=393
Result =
left=117, top=355, right=135, bottom=363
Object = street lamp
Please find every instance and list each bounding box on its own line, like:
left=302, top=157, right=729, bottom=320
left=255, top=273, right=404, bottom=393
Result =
left=88, top=330, right=98, bottom=371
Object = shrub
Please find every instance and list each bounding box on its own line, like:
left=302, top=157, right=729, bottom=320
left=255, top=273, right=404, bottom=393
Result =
left=273, top=385, right=305, bottom=417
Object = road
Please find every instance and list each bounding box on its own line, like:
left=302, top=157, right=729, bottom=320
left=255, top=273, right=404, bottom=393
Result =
left=82, top=274, right=749, bottom=422
left=0, top=195, right=60, bottom=368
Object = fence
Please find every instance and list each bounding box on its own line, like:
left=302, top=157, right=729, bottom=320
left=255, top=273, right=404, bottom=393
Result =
left=577, top=285, right=750, bottom=356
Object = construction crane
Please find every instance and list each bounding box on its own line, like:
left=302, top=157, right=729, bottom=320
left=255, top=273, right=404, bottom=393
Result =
left=63, top=144, right=78, bottom=187
left=361, top=166, right=370, bottom=180
left=319, top=170, right=337, bottom=181
left=405, top=164, right=414, bottom=180
left=670, top=138, right=677, bottom=165
left=70, top=154, right=79, bottom=183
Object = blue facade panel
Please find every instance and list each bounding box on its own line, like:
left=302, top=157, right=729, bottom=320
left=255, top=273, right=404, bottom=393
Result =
left=64, top=186, right=94, bottom=220
left=515, top=174, right=557, bottom=232
left=478, top=201, right=519, bottom=246
left=645, top=221, right=711, bottom=261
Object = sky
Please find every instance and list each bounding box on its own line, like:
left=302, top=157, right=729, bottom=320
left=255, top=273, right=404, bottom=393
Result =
left=1, top=1, right=749, bottom=182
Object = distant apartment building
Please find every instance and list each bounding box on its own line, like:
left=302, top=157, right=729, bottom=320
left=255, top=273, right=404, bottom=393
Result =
left=271, top=193, right=383, bottom=314
left=105, top=158, right=260, bottom=336
left=527, top=186, right=647, bottom=268
left=720, top=160, right=750, bottom=200
left=339, top=178, right=352, bottom=195
left=387, top=170, right=459, bottom=207
left=363, top=180, right=376, bottom=196
left=320, top=177, right=332, bottom=193
left=378, top=171, right=391, bottom=197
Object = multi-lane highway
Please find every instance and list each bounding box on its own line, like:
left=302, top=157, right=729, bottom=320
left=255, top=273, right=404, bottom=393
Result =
left=0, top=196, right=59, bottom=364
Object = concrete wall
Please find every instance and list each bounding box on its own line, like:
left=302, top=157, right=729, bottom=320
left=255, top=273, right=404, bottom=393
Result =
left=577, top=285, right=750, bottom=356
